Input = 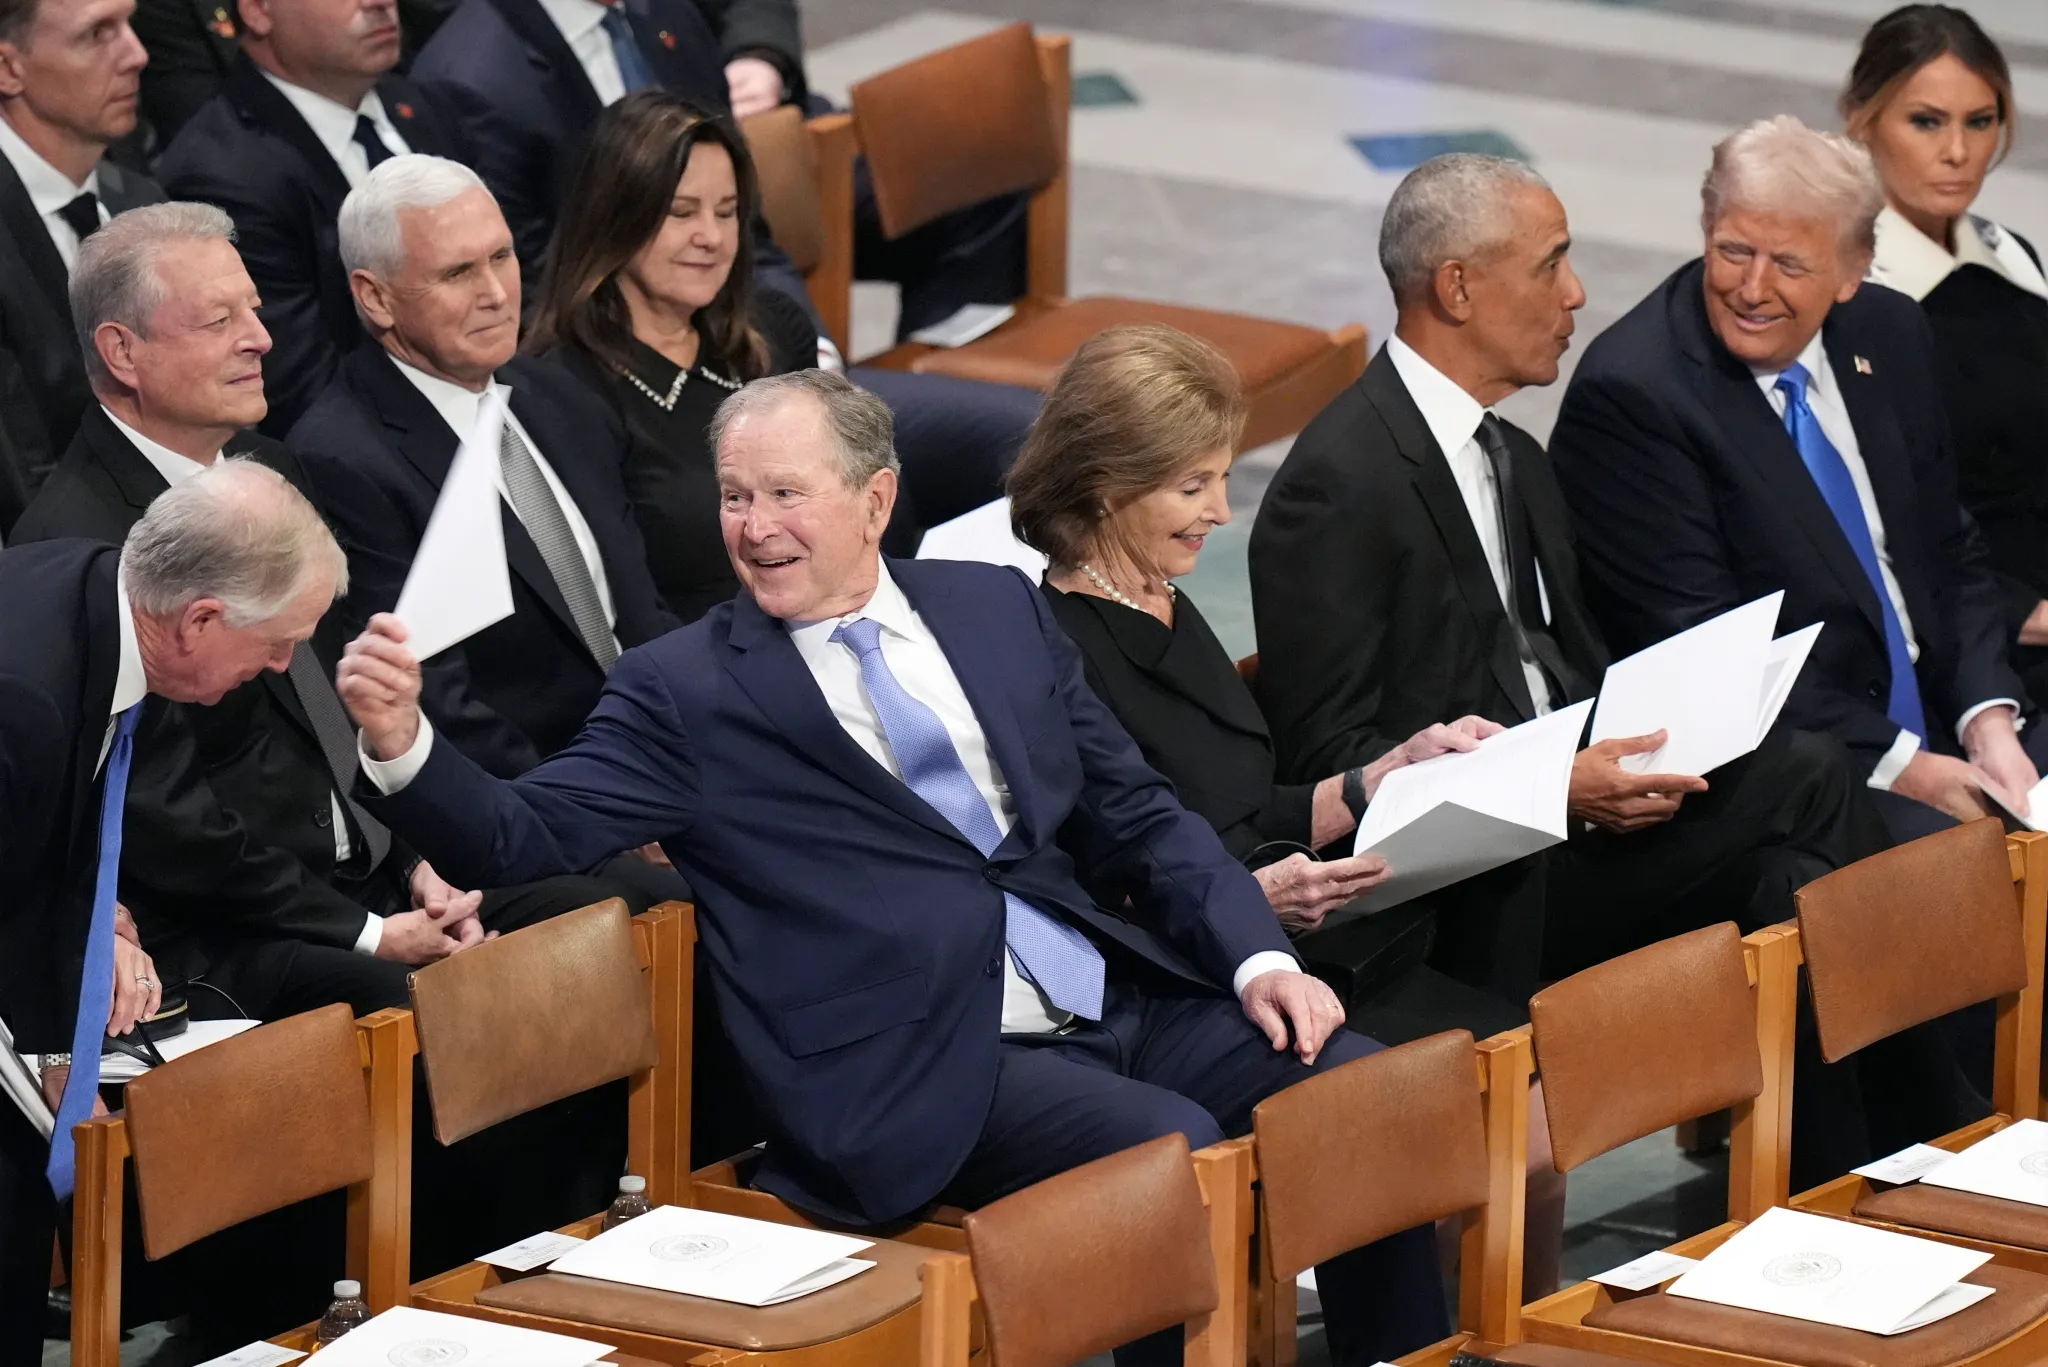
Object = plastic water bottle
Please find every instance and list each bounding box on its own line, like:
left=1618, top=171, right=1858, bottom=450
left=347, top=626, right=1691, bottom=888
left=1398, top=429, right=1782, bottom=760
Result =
left=316, top=1280, right=369, bottom=1343
left=603, top=1174, right=652, bottom=1230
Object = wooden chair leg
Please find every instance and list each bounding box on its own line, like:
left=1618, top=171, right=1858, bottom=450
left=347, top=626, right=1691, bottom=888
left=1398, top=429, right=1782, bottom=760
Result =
left=69, top=1116, right=129, bottom=1367
left=919, top=1252, right=975, bottom=1367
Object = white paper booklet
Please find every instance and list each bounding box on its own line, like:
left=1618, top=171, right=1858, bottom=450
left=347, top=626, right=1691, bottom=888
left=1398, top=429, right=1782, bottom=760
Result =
left=1591, top=594, right=1821, bottom=777
left=548, top=1204, right=876, bottom=1307
left=1666, top=1205, right=1992, bottom=1335
left=1985, top=777, right=2048, bottom=832
left=306, top=1305, right=612, bottom=1367
left=916, top=497, right=1049, bottom=581
left=909, top=302, right=1015, bottom=347
left=1920, top=1118, right=2048, bottom=1207
left=393, top=388, right=516, bottom=661
left=1345, top=700, right=1592, bottom=912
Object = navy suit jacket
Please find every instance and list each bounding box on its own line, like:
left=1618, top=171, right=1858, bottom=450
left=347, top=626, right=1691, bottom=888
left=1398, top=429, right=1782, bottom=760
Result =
left=158, top=54, right=473, bottom=436
left=292, top=345, right=675, bottom=777
left=1549, top=260, right=2023, bottom=776
left=366, top=557, right=1295, bottom=1224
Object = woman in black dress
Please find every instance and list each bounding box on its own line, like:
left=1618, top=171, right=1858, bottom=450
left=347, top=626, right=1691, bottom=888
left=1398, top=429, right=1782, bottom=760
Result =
left=1006, top=324, right=1564, bottom=1295
left=1845, top=6, right=2048, bottom=700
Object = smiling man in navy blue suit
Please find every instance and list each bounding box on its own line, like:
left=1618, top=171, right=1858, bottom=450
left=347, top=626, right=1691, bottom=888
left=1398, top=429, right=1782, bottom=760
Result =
left=337, top=369, right=1444, bottom=1366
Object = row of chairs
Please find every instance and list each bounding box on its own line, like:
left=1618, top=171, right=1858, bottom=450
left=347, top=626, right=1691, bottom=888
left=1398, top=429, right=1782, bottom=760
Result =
left=739, top=22, right=1371, bottom=455
left=64, top=819, right=2048, bottom=1367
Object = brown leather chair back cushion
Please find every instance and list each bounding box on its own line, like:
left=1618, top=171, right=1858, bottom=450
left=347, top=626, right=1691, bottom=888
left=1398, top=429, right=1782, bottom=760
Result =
left=1531, top=923, right=1763, bottom=1173
left=125, top=1004, right=372, bottom=1259
left=1797, top=818, right=2025, bottom=1062
left=1253, top=1031, right=1487, bottom=1278
left=849, top=22, right=1061, bottom=240
left=741, top=104, right=823, bottom=274
left=409, top=898, right=658, bottom=1144
left=964, top=1134, right=1218, bottom=1367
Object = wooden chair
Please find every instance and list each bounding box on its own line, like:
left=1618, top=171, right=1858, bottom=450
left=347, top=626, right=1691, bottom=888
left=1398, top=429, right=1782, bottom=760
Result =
left=839, top=22, right=1368, bottom=453
left=739, top=104, right=857, bottom=352
left=69, top=1004, right=411, bottom=1367
left=920, top=1132, right=1251, bottom=1367
left=1781, top=824, right=2048, bottom=1267
left=1515, top=920, right=2048, bottom=1366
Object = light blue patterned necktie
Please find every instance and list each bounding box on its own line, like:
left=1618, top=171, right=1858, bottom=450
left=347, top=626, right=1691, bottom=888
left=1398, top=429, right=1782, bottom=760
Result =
left=831, top=617, right=1105, bottom=1020
left=598, top=3, right=657, bottom=94
left=1775, top=363, right=1927, bottom=739
left=48, top=702, right=141, bottom=1198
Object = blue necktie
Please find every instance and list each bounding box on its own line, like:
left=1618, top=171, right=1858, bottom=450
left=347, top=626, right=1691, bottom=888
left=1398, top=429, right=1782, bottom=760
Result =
left=599, top=4, right=657, bottom=94
left=1776, top=364, right=1927, bottom=740
left=48, top=702, right=141, bottom=1198
left=831, top=617, right=1105, bottom=1020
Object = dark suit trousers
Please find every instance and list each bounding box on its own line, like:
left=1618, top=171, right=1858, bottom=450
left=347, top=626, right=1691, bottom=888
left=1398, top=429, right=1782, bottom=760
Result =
left=1, top=1100, right=52, bottom=1367
left=939, top=984, right=1447, bottom=1367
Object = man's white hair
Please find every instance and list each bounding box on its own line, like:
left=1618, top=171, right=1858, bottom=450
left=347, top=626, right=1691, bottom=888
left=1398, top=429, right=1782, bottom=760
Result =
left=1701, top=115, right=1883, bottom=262
left=123, top=459, right=348, bottom=628
left=1378, top=153, right=1553, bottom=305
left=338, top=154, right=493, bottom=278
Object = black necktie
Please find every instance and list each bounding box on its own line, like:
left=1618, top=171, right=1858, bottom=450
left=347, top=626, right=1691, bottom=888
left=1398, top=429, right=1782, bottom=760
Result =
left=353, top=115, right=396, bottom=170
left=1475, top=414, right=1576, bottom=706
left=57, top=191, right=100, bottom=245
left=285, top=641, right=393, bottom=871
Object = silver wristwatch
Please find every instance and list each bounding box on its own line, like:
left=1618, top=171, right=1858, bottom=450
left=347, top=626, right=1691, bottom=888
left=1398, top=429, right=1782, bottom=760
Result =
left=38, top=1053, right=72, bottom=1070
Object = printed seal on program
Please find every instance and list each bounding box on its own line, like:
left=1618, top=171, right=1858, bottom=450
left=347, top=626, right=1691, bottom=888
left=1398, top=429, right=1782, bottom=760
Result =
left=2018, top=1150, right=2048, bottom=1178
left=386, top=1341, right=470, bottom=1365
left=1762, top=1252, right=1842, bottom=1287
left=651, top=1233, right=732, bottom=1263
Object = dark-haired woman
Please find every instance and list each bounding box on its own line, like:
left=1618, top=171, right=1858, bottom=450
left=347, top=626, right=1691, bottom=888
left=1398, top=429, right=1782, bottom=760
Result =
left=1845, top=5, right=2048, bottom=699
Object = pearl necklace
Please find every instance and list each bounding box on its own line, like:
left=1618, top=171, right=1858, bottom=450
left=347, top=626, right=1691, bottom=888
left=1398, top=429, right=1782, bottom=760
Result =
left=1078, top=561, right=1172, bottom=612
left=616, top=360, right=744, bottom=412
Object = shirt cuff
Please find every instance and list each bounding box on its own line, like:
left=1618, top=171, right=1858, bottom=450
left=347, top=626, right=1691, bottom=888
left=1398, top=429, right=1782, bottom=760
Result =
left=1232, top=950, right=1302, bottom=999
left=354, top=913, right=384, bottom=956
left=1957, top=699, right=2022, bottom=741
left=359, top=715, right=434, bottom=794
left=1867, top=727, right=1922, bottom=791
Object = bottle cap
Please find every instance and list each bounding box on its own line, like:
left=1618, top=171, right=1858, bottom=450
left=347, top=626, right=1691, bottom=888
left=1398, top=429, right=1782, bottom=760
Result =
left=334, top=1280, right=361, bottom=1298
left=618, top=1175, right=646, bottom=1194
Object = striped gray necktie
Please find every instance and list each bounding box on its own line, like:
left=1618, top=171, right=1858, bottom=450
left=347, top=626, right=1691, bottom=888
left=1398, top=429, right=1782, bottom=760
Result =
left=497, top=420, right=620, bottom=670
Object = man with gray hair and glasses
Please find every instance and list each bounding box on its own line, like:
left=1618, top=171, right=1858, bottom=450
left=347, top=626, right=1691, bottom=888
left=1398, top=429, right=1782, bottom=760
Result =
left=1552, top=115, right=2042, bottom=845
left=0, top=458, right=340, bottom=1361
left=1250, top=152, right=1890, bottom=1197
left=336, top=368, right=1451, bottom=1366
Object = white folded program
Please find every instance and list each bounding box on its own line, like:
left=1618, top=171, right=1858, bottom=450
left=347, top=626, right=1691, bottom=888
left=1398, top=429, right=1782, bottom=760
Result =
left=1342, top=700, right=1592, bottom=916
left=1666, top=1205, right=1992, bottom=1336
left=915, top=497, right=1049, bottom=581
left=1920, top=1118, right=2048, bottom=1207
left=547, top=1204, right=876, bottom=1307
left=302, top=1305, right=613, bottom=1367
left=1590, top=592, right=1821, bottom=778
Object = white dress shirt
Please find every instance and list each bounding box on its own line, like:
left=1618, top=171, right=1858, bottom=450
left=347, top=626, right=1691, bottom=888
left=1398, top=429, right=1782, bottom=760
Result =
left=0, top=116, right=106, bottom=271
left=536, top=0, right=628, bottom=105
left=104, top=573, right=147, bottom=776
left=363, top=561, right=1297, bottom=1029
left=388, top=356, right=621, bottom=652
left=259, top=72, right=412, bottom=188
left=1752, top=332, right=2017, bottom=789
left=1385, top=334, right=1555, bottom=714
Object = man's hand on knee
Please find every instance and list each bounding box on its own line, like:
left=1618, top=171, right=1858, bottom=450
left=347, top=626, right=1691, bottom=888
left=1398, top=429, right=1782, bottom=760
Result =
left=1241, top=969, right=1345, bottom=1065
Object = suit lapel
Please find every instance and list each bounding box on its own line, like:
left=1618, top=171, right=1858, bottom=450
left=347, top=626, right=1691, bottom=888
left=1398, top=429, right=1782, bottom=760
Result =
left=1672, top=273, right=1887, bottom=641
left=0, top=153, right=71, bottom=319
left=1827, top=331, right=1933, bottom=632
left=78, top=406, right=168, bottom=522
left=66, top=551, right=123, bottom=870
left=1362, top=354, right=1537, bottom=720
left=489, top=0, right=604, bottom=124
left=226, top=54, right=351, bottom=205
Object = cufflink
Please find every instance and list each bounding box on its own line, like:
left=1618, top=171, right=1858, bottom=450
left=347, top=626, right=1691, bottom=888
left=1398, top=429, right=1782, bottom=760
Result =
left=1853, top=355, right=1873, bottom=375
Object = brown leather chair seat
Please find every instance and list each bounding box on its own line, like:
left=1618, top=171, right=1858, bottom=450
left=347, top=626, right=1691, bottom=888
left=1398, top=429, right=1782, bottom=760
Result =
left=473, top=1234, right=928, bottom=1351
left=1855, top=1183, right=2048, bottom=1251
left=1470, top=1340, right=1662, bottom=1367
left=906, top=296, right=1336, bottom=395
left=1582, top=1264, right=2048, bottom=1367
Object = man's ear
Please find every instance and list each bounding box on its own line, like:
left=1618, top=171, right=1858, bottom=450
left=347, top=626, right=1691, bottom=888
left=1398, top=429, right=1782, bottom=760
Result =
left=0, top=40, right=30, bottom=101
left=174, top=597, right=229, bottom=651
left=94, top=321, right=144, bottom=395
left=865, top=466, right=899, bottom=541
left=1432, top=259, right=1475, bottom=322
left=236, top=0, right=273, bottom=40
left=1835, top=252, right=1870, bottom=304
left=350, top=269, right=397, bottom=333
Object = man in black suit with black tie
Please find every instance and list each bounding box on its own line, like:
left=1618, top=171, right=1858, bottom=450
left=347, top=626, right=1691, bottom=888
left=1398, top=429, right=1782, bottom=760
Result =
left=1550, top=116, right=2043, bottom=845
left=0, top=0, right=159, bottom=535
left=0, top=460, right=344, bottom=1366
left=157, top=0, right=473, bottom=435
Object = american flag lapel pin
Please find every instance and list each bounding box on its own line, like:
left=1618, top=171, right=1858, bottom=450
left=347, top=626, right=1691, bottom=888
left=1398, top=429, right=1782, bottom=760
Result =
left=1854, top=355, right=1873, bottom=375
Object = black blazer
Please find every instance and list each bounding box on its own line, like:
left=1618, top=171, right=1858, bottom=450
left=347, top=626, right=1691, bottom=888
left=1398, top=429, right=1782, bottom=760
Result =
left=411, top=0, right=729, bottom=290
left=1549, top=260, right=2022, bottom=775
left=157, top=55, right=473, bottom=436
left=0, top=154, right=161, bottom=537
left=8, top=408, right=411, bottom=985
left=292, top=345, right=676, bottom=776
left=0, top=540, right=124, bottom=1052
left=1042, top=583, right=1314, bottom=866
left=130, top=0, right=240, bottom=148
left=1249, top=347, right=1607, bottom=784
